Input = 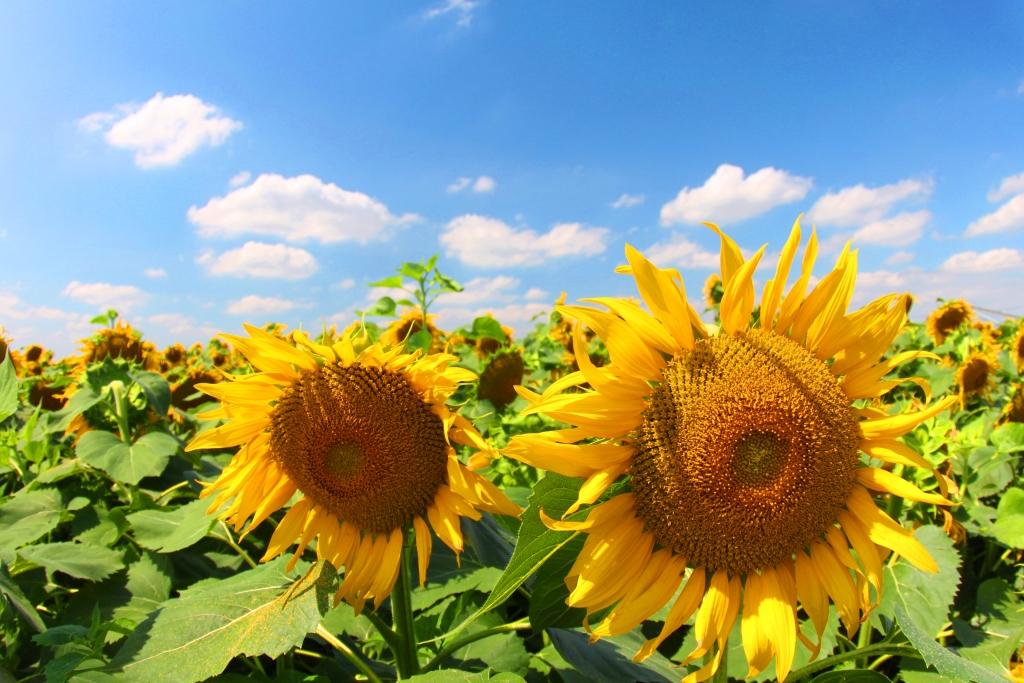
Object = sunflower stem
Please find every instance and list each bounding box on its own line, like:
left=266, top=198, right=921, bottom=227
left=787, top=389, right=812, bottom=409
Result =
left=790, top=642, right=921, bottom=680
left=315, top=623, right=383, bottom=683
left=109, top=380, right=132, bottom=443
left=390, top=529, right=420, bottom=678
left=421, top=619, right=532, bottom=672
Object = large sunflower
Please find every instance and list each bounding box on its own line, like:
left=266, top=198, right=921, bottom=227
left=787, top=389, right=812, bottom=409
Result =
left=503, top=220, right=956, bottom=682
left=186, top=324, right=519, bottom=611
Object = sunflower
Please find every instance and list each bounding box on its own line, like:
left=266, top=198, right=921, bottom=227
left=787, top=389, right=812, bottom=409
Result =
left=477, top=350, right=525, bottom=410
left=702, top=273, right=723, bottom=310
left=0, top=328, right=13, bottom=369
left=503, top=220, right=956, bottom=682
left=160, top=343, right=188, bottom=374
left=1010, top=323, right=1024, bottom=373
left=925, top=299, right=974, bottom=345
left=380, top=308, right=443, bottom=351
left=80, top=323, right=161, bottom=370
left=1005, top=385, right=1024, bottom=423
left=956, top=352, right=997, bottom=407
left=185, top=325, right=519, bottom=611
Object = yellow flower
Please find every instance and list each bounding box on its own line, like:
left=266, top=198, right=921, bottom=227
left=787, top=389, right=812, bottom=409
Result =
left=503, top=219, right=956, bottom=682
left=477, top=350, right=525, bottom=409
left=925, top=300, right=974, bottom=345
left=1010, top=322, right=1024, bottom=372
left=956, top=352, right=997, bottom=407
left=80, top=322, right=161, bottom=370
left=380, top=308, right=442, bottom=351
left=702, top=273, right=723, bottom=309
left=186, top=325, right=519, bottom=611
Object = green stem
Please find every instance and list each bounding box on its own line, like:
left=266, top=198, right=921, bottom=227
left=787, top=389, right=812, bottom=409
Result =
left=315, top=623, right=383, bottom=683
left=422, top=619, right=532, bottom=672
left=390, top=529, right=419, bottom=678
left=364, top=609, right=402, bottom=657
left=109, top=381, right=131, bottom=443
left=791, top=643, right=921, bottom=680
left=216, top=521, right=258, bottom=569
left=855, top=619, right=874, bottom=668
left=708, top=634, right=728, bottom=683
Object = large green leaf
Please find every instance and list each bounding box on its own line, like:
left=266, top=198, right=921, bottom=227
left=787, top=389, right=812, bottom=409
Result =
left=955, top=578, right=1024, bottom=672
left=130, top=371, right=171, bottom=416
left=894, top=603, right=1006, bottom=683
left=810, top=671, right=892, bottom=682
left=0, top=563, right=45, bottom=633
left=407, top=671, right=525, bottom=682
left=0, top=488, right=62, bottom=557
left=454, top=474, right=581, bottom=634
left=471, top=317, right=508, bottom=343
left=0, top=351, right=17, bottom=422
left=411, top=565, right=502, bottom=612
left=528, top=534, right=585, bottom=630
left=547, top=628, right=677, bottom=683
left=991, top=487, right=1024, bottom=548
left=109, top=559, right=336, bottom=683
left=989, top=423, right=1024, bottom=453
left=17, top=542, right=124, bottom=581
left=115, top=552, right=174, bottom=626
left=77, top=430, right=178, bottom=485
left=879, top=526, right=960, bottom=638
left=127, top=499, right=217, bottom=553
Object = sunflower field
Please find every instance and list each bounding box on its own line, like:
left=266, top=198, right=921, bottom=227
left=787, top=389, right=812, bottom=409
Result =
left=1, top=226, right=1023, bottom=683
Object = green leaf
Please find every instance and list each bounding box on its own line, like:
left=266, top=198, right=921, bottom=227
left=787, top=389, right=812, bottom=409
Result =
left=18, top=542, right=124, bottom=581
left=407, top=672, right=525, bottom=682
left=471, top=317, right=508, bottom=343
left=77, top=431, right=178, bottom=485
left=992, top=487, right=1024, bottom=548
left=110, top=559, right=336, bottom=683
left=990, top=423, right=1024, bottom=453
left=434, top=272, right=463, bottom=294
left=399, top=262, right=427, bottom=279
left=0, top=563, right=46, bottom=632
left=411, top=565, right=502, bottom=612
left=0, top=351, right=17, bottom=422
left=127, top=499, right=217, bottom=553
left=115, top=552, right=175, bottom=627
left=369, top=275, right=404, bottom=288
left=0, top=488, right=62, bottom=555
left=456, top=474, right=581, bottom=634
left=894, top=603, right=1006, bottom=683
left=810, top=671, right=892, bottom=682
left=130, top=371, right=171, bottom=416
left=365, top=296, right=397, bottom=317
left=33, top=624, right=90, bottom=646
left=547, top=629, right=676, bottom=683
left=880, top=526, right=961, bottom=639
left=528, top=534, right=586, bottom=629
left=406, top=329, right=433, bottom=353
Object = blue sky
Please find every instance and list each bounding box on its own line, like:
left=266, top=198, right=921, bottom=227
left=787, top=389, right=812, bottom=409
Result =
left=2, top=2, right=1023, bottom=355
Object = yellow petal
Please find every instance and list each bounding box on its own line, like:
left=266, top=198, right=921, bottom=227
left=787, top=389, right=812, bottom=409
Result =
left=758, top=567, right=797, bottom=682
left=634, top=566, right=706, bottom=663
left=760, top=216, right=802, bottom=330
left=859, top=396, right=957, bottom=440
left=623, top=243, right=695, bottom=350
left=186, top=416, right=267, bottom=451
left=776, top=227, right=818, bottom=332
left=720, top=245, right=765, bottom=335
left=847, top=486, right=937, bottom=573
left=413, top=516, right=432, bottom=587
left=856, top=466, right=951, bottom=505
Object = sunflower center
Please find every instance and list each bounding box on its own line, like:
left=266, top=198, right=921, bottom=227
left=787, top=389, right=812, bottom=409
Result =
left=269, top=363, right=450, bottom=534
left=631, top=329, right=862, bottom=575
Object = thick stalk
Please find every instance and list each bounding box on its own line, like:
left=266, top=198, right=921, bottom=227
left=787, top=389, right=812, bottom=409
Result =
left=422, top=619, right=531, bottom=672
left=315, top=623, right=383, bottom=683
left=109, top=381, right=132, bottom=443
left=790, top=642, right=920, bottom=680
left=390, top=530, right=419, bottom=678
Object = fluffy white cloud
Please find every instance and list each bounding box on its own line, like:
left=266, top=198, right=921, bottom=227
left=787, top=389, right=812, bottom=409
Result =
left=447, top=175, right=496, bottom=194
left=987, top=172, right=1024, bottom=202
left=852, top=267, right=1024, bottom=321
left=884, top=250, right=915, bottom=266
left=424, top=0, right=478, bottom=27
left=198, top=241, right=319, bottom=279
left=610, top=193, right=645, bottom=209
left=660, top=164, right=813, bottom=226
left=851, top=210, right=930, bottom=247
left=226, top=295, right=299, bottom=316
left=61, top=281, right=149, bottom=312
left=336, top=278, right=356, bottom=289
left=525, top=287, right=549, bottom=301
left=807, top=178, right=932, bottom=228
left=189, top=173, right=418, bottom=244
left=434, top=302, right=549, bottom=331
left=439, top=276, right=519, bottom=306
left=146, top=313, right=219, bottom=343
left=644, top=235, right=720, bottom=270
left=966, top=193, right=1024, bottom=236
left=941, top=248, right=1024, bottom=272
left=440, top=215, right=608, bottom=267
left=79, top=93, right=242, bottom=168
left=229, top=171, right=252, bottom=188
left=144, top=267, right=167, bottom=278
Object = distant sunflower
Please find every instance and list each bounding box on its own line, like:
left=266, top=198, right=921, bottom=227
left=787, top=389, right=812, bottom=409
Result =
left=477, top=350, right=525, bottom=410
left=1011, top=323, right=1024, bottom=372
left=380, top=308, right=442, bottom=351
left=957, top=352, right=997, bottom=407
left=475, top=320, right=516, bottom=357
left=926, top=300, right=974, bottom=345
left=702, top=273, right=723, bottom=310
left=1004, top=385, right=1024, bottom=423
left=0, top=328, right=12, bottom=367
left=504, top=219, right=956, bottom=682
left=186, top=325, right=519, bottom=610
left=81, top=323, right=160, bottom=370
left=160, top=343, right=188, bottom=373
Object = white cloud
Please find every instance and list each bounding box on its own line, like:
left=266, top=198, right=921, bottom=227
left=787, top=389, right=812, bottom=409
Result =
left=967, top=191, right=1024, bottom=237
left=447, top=175, right=496, bottom=194
left=424, top=0, right=478, bottom=27
left=61, top=281, right=149, bottom=312
left=473, top=176, right=496, bottom=193
left=660, top=164, right=813, bottom=226
left=188, top=173, right=418, bottom=244
left=525, top=287, right=549, bottom=301
left=440, top=215, right=608, bottom=267
left=79, top=92, right=242, bottom=168
left=226, top=295, right=299, bottom=316
left=197, top=241, right=318, bottom=279
left=884, top=250, right=915, bottom=266
left=807, top=178, right=932, bottom=228
left=438, top=275, right=519, bottom=306
left=434, top=302, right=549, bottom=331
left=853, top=267, right=1024, bottom=319
left=644, top=235, right=720, bottom=270
left=610, top=193, right=645, bottom=209
left=144, top=267, right=167, bottom=279
left=146, top=313, right=218, bottom=343
left=229, top=171, right=252, bottom=188
left=941, top=248, right=1024, bottom=273
left=987, top=172, right=1024, bottom=202
left=336, top=278, right=356, bottom=289
left=851, top=210, right=930, bottom=247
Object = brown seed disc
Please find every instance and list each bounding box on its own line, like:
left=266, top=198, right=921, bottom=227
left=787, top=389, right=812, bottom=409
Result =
left=478, top=351, right=525, bottom=409
left=269, top=363, right=450, bottom=534
left=631, top=329, right=861, bottom=575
